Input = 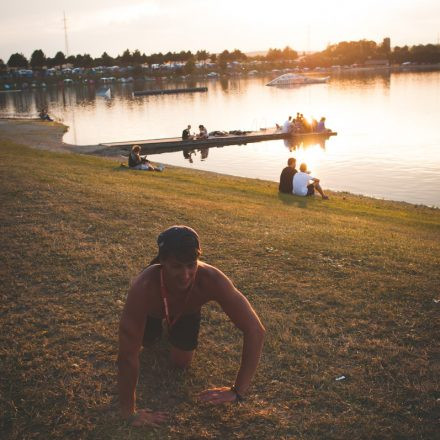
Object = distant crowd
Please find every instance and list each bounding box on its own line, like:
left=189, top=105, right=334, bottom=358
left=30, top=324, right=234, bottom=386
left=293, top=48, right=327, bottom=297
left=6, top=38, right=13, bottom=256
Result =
left=278, top=113, right=330, bottom=134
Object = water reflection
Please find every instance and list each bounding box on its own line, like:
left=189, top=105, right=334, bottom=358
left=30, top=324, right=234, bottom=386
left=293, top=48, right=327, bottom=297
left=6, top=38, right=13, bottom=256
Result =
left=284, top=135, right=328, bottom=151
left=182, top=147, right=210, bottom=163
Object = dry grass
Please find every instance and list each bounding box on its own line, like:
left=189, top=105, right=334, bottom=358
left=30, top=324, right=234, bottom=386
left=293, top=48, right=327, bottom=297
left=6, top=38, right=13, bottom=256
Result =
left=0, top=140, right=439, bottom=439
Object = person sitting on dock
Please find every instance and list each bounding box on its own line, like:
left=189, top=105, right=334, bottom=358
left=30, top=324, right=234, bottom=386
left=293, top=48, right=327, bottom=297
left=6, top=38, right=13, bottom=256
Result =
left=282, top=116, right=293, bottom=134
left=293, top=163, right=329, bottom=200
left=182, top=125, right=194, bottom=140
left=196, top=125, right=208, bottom=139
left=128, top=145, right=163, bottom=171
left=279, top=157, right=297, bottom=194
left=316, top=117, right=329, bottom=133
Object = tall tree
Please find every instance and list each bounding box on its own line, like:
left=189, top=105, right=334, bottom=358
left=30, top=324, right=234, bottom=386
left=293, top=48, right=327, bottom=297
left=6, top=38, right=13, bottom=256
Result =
left=380, top=37, right=391, bottom=54
left=53, top=51, right=66, bottom=66
left=7, top=53, right=28, bottom=68
left=282, top=46, right=298, bottom=60
left=218, top=50, right=230, bottom=70
left=231, top=49, right=247, bottom=61
left=132, top=49, right=143, bottom=65
left=30, top=49, right=47, bottom=69
left=184, top=57, right=196, bottom=74
left=100, top=51, right=114, bottom=66
left=196, top=50, right=209, bottom=63
left=120, top=49, right=132, bottom=66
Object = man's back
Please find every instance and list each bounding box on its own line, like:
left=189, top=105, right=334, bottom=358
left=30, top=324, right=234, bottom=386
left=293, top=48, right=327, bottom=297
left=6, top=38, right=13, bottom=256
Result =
left=293, top=171, right=314, bottom=196
left=279, top=166, right=297, bottom=193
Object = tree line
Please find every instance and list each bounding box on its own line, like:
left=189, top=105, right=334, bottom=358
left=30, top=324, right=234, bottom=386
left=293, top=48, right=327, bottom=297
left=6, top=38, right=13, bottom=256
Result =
left=302, top=38, right=440, bottom=67
left=1, top=39, right=440, bottom=70
left=1, top=46, right=298, bottom=69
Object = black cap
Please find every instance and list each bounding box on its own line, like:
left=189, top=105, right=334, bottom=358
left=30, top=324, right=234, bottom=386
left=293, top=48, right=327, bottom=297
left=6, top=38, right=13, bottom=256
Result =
left=157, top=225, right=200, bottom=254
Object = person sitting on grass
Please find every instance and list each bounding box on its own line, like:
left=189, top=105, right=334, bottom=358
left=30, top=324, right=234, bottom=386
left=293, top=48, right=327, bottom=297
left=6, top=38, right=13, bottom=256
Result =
left=292, top=162, right=329, bottom=200
left=39, top=107, right=53, bottom=122
left=118, top=225, right=265, bottom=427
left=128, top=145, right=163, bottom=171
left=278, top=157, right=297, bottom=194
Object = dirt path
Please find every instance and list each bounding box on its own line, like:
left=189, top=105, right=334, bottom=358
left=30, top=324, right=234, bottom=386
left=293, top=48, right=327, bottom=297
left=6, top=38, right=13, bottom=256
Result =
left=0, top=118, right=130, bottom=159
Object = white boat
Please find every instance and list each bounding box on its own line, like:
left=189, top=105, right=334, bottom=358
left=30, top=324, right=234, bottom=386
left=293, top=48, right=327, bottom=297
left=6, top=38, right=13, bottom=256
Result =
left=266, top=73, right=329, bottom=86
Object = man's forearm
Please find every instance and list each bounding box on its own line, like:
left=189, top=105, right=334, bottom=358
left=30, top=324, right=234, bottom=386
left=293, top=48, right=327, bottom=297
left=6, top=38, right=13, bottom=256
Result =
left=117, top=355, right=139, bottom=416
left=234, top=325, right=265, bottom=395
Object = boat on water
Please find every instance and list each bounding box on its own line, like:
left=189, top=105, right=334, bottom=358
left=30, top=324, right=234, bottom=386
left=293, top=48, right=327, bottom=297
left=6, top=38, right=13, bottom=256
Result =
left=266, top=73, right=329, bottom=86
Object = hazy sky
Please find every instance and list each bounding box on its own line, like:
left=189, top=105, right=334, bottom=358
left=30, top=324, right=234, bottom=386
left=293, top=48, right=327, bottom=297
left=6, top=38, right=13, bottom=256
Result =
left=1, top=0, right=439, bottom=61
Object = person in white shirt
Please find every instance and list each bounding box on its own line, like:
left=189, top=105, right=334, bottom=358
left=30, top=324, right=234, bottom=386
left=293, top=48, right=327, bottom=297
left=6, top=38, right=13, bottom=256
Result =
left=282, top=116, right=293, bottom=133
left=292, top=162, right=329, bottom=199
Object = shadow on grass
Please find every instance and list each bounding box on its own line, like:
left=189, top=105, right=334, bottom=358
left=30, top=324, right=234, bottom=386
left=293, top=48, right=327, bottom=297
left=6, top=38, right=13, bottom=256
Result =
left=137, top=342, right=194, bottom=409
left=277, top=192, right=309, bottom=209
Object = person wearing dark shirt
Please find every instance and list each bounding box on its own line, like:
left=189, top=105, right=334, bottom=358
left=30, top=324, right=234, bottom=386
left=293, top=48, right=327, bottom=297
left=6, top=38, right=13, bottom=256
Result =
left=182, top=125, right=194, bottom=140
left=278, top=157, right=297, bottom=194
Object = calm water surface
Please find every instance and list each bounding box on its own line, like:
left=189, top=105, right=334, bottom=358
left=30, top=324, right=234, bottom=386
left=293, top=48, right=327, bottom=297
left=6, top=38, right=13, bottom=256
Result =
left=1, top=71, right=439, bottom=207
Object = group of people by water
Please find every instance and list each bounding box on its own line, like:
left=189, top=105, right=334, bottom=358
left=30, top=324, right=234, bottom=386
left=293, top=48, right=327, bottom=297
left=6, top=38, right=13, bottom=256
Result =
left=279, top=113, right=329, bottom=134
left=182, top=124, right=208, bottom=140
left=279, top=157, right=329, bottom=199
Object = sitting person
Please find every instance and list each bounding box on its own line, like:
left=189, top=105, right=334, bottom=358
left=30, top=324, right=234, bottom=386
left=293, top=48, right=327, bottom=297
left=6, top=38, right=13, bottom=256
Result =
left=128, top=145, right=163, bottom=171
left=316, top=117, right=329, bottom=133
left=292, top=163, right=329, bottom=199
left=196, top=125, right=208, bottom=139
left=282, top=116, right=293, bottom=134
left=278, top=157, right=297, bottom=194
left=182, top=125, right=194, bottom=140
left=39, top=107, right=53, bottom=122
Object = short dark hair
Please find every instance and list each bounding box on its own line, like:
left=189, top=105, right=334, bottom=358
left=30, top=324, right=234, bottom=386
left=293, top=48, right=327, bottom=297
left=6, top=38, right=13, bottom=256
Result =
left=287, top=157, right=296, bottom=166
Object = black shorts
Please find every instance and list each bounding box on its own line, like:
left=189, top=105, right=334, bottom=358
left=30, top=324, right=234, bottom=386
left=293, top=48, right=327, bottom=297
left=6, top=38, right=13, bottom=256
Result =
left=142, top=312, right=201, bottom=351
left=306, top=183, right=315, bottom=196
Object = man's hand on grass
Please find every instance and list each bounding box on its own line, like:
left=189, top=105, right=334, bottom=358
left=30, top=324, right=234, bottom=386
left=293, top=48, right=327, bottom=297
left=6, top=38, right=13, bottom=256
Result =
left=199, top=386, right=239, bottom=404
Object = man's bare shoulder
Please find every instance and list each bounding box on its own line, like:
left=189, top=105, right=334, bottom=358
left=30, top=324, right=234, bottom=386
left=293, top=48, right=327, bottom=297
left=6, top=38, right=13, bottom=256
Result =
left=196, top=262, right=236, bottom=298
left=129, top=264, right=161, bottom=299
left=197, top=261, right=228, bottom=281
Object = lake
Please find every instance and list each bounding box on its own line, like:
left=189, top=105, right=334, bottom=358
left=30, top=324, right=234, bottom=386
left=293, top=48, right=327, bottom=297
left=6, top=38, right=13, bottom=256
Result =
left=1, top=70, right=439, bottom=207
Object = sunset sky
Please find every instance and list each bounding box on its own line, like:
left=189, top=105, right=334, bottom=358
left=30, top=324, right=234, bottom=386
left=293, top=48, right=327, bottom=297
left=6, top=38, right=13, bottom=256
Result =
left=1, top=0, right=439, bottom=61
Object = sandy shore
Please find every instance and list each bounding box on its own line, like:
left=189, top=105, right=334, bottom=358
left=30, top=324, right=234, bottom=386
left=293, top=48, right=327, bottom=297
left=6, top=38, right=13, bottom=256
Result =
left=0, top=118, right=130, bottom=159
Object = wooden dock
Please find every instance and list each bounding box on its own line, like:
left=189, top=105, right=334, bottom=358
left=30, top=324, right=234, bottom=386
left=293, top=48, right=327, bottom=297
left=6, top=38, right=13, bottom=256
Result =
left=100, top=129, right=337, bottom=154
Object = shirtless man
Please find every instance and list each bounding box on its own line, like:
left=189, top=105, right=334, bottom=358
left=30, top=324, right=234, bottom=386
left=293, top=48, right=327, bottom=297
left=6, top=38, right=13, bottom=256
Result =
left=118, top=226, right=265, bottom=427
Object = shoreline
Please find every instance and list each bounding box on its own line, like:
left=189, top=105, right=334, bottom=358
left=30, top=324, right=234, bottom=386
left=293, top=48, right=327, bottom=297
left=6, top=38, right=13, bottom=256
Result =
left=1, top=117, right=437, bottom=210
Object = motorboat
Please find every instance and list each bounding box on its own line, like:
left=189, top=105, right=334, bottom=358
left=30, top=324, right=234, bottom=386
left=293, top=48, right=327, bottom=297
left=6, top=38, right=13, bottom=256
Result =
left=266, top=73, right=329, bottom=86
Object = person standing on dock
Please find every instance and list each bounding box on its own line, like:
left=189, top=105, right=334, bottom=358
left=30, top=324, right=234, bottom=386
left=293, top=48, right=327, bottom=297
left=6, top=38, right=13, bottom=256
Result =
left=293, top=163, right=329, bottom=199
left=279, top=157, right=297, bottom=194
left=118, top=226, right=265, bottom=427
left=182, top=125, right=194, bottom=140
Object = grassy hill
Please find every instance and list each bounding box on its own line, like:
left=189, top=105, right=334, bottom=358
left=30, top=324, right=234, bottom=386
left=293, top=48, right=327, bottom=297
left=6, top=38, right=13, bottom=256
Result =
left=0, top=139, right=439, bottom=439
